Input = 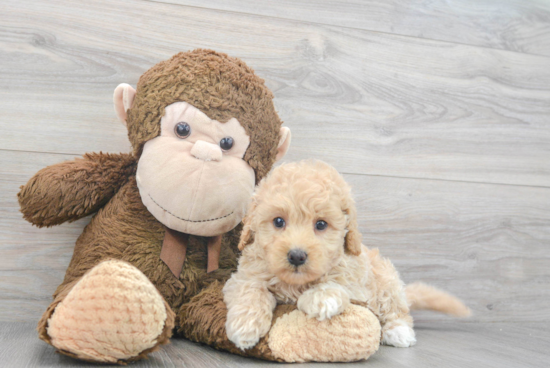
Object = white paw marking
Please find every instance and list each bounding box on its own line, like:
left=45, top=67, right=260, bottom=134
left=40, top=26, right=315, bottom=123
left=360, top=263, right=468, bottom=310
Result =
left=226, top=313, right=272, bottom=351
left=299, top=296, right=343, bottom=321
left=227, top=324, right=263, bottom=351
left=317, top=297, right=341, bottom=320
left=382, top=325, right=417, bottom=348
left=232, top=334, right=261, bottom=351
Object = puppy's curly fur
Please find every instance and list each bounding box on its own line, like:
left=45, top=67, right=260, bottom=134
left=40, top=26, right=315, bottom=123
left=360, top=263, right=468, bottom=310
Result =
left=224, top=160, right=423, bottom=350
left=225, top=160, right=471, bottom=350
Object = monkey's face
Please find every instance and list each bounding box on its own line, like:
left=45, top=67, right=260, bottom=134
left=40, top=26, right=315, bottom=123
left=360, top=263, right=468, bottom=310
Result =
left=136, top=102, right=255, bottom=236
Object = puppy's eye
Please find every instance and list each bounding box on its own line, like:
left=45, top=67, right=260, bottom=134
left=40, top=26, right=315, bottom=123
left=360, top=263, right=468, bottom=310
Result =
left=315, top=220, right=328, bottom=231
left=220, top=137, right=234, bottom=150
left=273, top=217, right=286, bottom=229
left=175, top=122, right=191, bottom=138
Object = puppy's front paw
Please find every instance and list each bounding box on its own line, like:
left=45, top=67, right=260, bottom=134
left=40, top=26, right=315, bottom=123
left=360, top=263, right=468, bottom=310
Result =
left=297, top=288, right=349, bottom=321
left=228, top=330, right=262, bottom=351
left=382, top=325, right=417, bottom=348
left=225, top=309, right=272, bottom=350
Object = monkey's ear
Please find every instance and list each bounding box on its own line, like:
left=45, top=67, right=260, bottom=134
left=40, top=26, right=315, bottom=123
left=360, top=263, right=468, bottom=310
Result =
left=344, top=201, right=362, bottom=256
left=275, top=127, right=291, bottom=162
left=113, top=83, right=136, bottom=126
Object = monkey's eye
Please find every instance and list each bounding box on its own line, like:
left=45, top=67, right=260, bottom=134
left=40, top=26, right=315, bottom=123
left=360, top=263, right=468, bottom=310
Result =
left=220, top=137, right=234, bottom=151
left=175, top=122, right=191, bottom=138
left=315, top=220, right=328, bottom=231
left=273, top=217, right=286, bottom=229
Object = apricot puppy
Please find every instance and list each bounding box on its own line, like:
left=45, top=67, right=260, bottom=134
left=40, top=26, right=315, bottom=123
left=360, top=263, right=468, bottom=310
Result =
left=224, top=160, right=420, bottom=350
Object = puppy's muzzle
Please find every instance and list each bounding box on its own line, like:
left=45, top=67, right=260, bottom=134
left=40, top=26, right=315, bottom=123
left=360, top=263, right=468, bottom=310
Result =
left=287, top=249, right=307, bottom=266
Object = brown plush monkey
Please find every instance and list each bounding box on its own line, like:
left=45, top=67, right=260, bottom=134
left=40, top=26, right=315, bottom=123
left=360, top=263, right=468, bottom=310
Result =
left=18, top=50, right=380, bottom=364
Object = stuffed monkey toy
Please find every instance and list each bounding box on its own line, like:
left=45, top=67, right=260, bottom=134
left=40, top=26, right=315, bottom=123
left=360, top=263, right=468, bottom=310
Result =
left=18, top=49, right=381, bottom=364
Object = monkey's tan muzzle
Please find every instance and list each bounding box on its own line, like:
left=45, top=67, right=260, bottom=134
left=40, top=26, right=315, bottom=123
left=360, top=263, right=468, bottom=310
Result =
left=136, top=137, right=255, bottom=237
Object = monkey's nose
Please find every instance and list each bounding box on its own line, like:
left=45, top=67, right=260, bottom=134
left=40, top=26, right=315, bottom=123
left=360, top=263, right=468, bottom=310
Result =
left=287, top=249, right=307, bottom=266
left=190, top=140, right=222, bottom=162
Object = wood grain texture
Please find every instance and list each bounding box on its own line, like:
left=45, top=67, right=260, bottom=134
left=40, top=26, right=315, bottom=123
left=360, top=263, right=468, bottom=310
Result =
left=0, top=321, right=547, bottom=368
left=346, top=173, right=550, bottom=323
left=1, top=0, right=550, bottom=186
left=157, top=0, right=550, bottom=58
left=3, top=149, right=549, bottom=322
left=1, top=0, right=549, bottom=363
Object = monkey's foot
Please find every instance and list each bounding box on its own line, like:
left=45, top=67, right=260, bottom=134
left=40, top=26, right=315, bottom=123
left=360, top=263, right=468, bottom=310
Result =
left=178, top=282, right=381, bottom=363
left=46, top=260, right=175, bottom=363
left=267, top=304, right=381, bottom=362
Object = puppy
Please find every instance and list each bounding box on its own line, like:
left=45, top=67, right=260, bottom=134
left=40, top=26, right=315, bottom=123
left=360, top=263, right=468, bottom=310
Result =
left=224, top=160, right=470, bottom=350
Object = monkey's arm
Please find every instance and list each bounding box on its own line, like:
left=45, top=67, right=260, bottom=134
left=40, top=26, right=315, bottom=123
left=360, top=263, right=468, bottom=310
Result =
left=18, top=152, right=136, bottom=227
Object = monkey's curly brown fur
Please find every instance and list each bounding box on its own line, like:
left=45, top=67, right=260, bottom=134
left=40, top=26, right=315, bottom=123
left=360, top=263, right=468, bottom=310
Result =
left=127, top=49, right=283, bottom=182
left=18, top=49, right=286, bottom=363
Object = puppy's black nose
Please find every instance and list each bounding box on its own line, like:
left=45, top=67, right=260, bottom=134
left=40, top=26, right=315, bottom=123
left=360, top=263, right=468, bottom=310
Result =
left=287, top=249, right=307, bottom=266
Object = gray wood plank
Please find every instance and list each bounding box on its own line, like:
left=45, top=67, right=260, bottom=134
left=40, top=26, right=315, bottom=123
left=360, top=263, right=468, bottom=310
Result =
left=1, top=0, right=550, bottom=186
left=1, top=0, right=548, bottom=365
left=0, top=299, right=57, bottom=324
left=345, top=172, right=550, bottom=323
left=3, top=150, right=549, bottom=323
left=0, top=321, right=547, bottom=367
left=156, top=0, right=550, bottom=58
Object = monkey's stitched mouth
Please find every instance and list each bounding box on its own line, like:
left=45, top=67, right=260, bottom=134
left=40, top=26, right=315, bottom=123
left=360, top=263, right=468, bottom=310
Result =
left=148, top=194, right=234, bottom=223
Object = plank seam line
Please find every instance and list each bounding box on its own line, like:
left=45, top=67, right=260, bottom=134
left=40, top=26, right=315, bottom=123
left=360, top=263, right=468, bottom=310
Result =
left=2, top=150, right=548, bottom=190
left=339, top=171, right=550, bottom=190
left=0, top=148, right=100, bottom=157
left=140, top=0, right=550, bottom=60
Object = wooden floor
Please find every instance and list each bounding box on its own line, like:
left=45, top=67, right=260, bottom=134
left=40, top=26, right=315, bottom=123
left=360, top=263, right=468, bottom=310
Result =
left=1, top=0, right=549, bottom=366
left=2, top=321, right=548, bottom=368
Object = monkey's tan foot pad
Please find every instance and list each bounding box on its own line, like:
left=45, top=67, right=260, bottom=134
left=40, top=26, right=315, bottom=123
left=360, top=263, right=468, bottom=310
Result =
left=268, top=304, right=381, bottom=362
left=46, top=260, right=174, bottom=363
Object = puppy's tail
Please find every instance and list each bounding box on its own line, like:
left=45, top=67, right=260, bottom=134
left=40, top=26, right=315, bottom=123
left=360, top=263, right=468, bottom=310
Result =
left=405, top=282, right=471, bottom=317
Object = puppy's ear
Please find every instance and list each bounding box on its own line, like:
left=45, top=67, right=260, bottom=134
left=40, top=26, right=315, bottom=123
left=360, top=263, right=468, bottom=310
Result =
left=344, top=200, right=362, bottom=256
left=238, top=222, right=254, bottom=251
left=238, top=200, right=257, bottom=251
